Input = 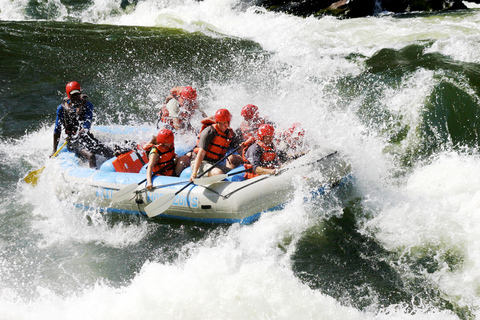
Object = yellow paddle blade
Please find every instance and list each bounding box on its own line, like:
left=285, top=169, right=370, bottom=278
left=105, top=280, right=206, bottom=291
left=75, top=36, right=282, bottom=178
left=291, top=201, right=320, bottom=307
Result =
left=23, top=141, right=68, bottom=187
left=23, top=166, right=45, bottom=186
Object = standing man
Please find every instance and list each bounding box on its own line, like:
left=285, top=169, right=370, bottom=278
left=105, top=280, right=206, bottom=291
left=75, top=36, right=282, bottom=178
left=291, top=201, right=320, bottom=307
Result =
left=51, top=81, right=113, bottom=168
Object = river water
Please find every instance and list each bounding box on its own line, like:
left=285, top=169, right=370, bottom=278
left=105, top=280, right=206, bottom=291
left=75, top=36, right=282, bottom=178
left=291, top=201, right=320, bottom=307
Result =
left=2, top=0, right=480, bottom=319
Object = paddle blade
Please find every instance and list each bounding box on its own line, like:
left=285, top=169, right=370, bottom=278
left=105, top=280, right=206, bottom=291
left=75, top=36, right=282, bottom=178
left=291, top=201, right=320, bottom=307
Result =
left=112, top=183, right=140, bottom=203
left=23, top=167, right=45, bottom=186
left=23, top=141, right=68, bottom=187
left=194, top=174, right=227, bottom=186
left=145, top=193, right=176, bottom=218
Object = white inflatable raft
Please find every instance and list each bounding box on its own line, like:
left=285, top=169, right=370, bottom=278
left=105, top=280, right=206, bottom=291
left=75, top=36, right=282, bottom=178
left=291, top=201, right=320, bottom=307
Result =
left=55, top=126, right=352, bottom=224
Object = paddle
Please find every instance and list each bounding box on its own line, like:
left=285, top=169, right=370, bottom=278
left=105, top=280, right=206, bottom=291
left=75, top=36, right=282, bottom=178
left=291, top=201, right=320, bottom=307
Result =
left=24, top=141, right=68, bottom=186
left=145, top=147, right=241, bottom=218
left=276, top=150, right=338, bottom=175
left=114, top=172, right=238, bottom=203
left=112, top=168, right=167, bottom=203
left=193, top=168, right=248, bottom=186
left=193, top=174, right=227, bottom=186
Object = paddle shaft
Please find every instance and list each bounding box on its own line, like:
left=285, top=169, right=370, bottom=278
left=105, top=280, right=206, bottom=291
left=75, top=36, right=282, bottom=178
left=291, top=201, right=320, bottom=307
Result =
left=135, top=168, right=167, bottom=186
left=52, top=140, right=68, bottom=158
left=111, top=167, right=171, bottom=202
left=144, top=146, right=242, bottom=217
left=24, top=140, right=68, bottom=185
left=277, top=151, right=337, bottom=175
left=174, top=147, right=241, bottom=195
left=143, top=145, right=240, bottom=190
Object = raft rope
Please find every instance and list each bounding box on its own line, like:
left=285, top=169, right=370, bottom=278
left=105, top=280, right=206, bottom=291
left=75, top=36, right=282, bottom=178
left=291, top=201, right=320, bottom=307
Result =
left=135, top=188, right=147, bottom=215
left=198, top=175, right=270, bottom=200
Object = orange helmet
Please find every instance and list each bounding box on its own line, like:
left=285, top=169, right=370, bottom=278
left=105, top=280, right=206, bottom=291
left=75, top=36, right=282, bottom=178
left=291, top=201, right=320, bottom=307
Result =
left=241, top=104, right=258, bottom=120
left=66, top=81, right=81, bottom=99
left=214, top=109, right=232, bottom=123
left=257, top=124, right=275, bottom=140
left=180, top=86, right=197, bottom=101
left=156, top=128, right=174, bottom=144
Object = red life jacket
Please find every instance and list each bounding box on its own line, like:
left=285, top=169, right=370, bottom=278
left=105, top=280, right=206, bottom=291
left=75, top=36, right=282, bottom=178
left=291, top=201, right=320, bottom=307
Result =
left=147, top=144, right=176, bottom=176
left=194, top=123, right=234, bottom=162
left=243, top=140, right=278, bottom=179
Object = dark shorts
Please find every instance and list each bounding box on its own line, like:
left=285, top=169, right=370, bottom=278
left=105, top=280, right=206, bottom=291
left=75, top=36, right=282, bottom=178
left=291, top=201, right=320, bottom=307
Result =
left=68, top=132, right=114, bottom=159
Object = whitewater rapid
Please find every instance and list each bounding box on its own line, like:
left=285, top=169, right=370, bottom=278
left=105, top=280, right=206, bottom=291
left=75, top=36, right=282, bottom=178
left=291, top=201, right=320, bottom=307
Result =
left=2, top=0, right=480, bottom=319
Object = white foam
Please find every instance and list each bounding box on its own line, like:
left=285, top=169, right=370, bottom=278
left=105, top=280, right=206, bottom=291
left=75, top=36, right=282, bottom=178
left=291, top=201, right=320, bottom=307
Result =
left=3, top=1, right=480, bottom=318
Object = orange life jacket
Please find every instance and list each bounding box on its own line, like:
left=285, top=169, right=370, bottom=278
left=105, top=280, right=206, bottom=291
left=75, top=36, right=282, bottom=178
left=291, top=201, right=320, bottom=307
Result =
left=194, top=123, right=234, bottom=162
left=147, top=144, right=176, bottom=176
left=112, top=149, right=148, bottom=173
left=243, top=140, right=278, bottom=179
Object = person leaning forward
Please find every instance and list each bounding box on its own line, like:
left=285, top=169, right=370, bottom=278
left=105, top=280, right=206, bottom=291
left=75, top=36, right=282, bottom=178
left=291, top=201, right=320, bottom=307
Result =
left=51, top=81, right=113, bottom=168
left=189, top=109, right=242, bottom=182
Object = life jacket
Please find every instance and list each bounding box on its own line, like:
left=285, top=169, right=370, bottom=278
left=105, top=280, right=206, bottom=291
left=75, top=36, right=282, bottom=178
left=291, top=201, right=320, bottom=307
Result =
left=239, top=117, right=267, bottom=141
left=112, top=148, right=148, bottom=173
left=243, top=140, right=278, bottom=179
left=61, top=97, right=88, bottom=136
left=193, top=122, right=234, bottom=162
left=145, top=144, right=176, bottom=176
left=199, top=117, right=215, bottom=131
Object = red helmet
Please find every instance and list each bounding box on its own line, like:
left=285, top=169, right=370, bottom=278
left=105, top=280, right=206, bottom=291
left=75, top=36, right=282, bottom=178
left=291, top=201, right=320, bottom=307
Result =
left=156, top=129, right=174, bottom=144
left=66, top=81, right=81, bottom=99
left=241, top=104, right=258, bottom=120
left=257, top=124, right=275, bottom=140
left=215, top=109, right=232, bottom=123
left=180, top=86, right=197, bottom=101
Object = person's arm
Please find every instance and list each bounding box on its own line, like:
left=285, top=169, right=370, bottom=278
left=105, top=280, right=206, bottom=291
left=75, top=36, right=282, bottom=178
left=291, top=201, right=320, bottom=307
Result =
left=51, top=132, right=61, bottom=157
left=246, top=144, right=278, bottom=176
left=254, top=166, right=277, bottom=175
left=146, top=151, right=160, bottom=190
left=51, top=106, right=63, bottom=157
left=229, top=129, right=245, bottom=155
left=190, top=148, right=206, bottom=182
left=189, top=127, right=214, bottom=181
left=83, top=101, right=94, bottom=131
